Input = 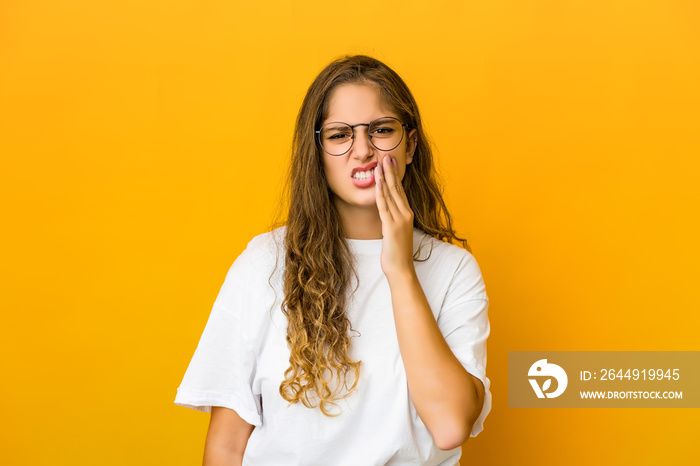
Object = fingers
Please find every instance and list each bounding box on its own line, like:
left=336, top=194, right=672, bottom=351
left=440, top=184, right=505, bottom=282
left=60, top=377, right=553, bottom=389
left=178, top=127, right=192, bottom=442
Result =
left=375, top=162, right=394, bottom=222
left=378, top=156, right=410, bottom=218
left=379, top=162, right=399, bottom=219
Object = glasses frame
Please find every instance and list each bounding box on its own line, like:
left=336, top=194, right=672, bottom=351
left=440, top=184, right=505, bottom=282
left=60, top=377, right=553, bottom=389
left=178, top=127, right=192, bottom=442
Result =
left=315, top=116, right=410, bottom=156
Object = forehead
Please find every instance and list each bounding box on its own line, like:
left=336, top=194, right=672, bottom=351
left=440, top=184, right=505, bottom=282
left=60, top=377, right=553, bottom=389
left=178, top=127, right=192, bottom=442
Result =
left=323, top=83, right=396, bottom=125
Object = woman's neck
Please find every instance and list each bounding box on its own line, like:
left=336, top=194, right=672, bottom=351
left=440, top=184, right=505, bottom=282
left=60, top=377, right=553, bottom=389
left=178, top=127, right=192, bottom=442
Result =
left=336, top=202, right=383, bottom=240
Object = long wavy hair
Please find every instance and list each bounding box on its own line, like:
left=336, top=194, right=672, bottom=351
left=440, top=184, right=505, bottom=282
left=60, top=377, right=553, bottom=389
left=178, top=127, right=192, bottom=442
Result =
left=272, top=54, right=469, bottom=415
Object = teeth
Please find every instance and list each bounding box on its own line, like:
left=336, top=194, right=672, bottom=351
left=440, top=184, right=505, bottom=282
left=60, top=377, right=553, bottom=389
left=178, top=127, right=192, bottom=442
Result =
left=353, top=168, right=375, bottom=180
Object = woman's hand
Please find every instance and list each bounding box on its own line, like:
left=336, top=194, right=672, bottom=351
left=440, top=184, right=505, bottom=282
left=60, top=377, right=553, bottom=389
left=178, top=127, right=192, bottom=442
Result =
left=374, top=156, right=415, bottom=279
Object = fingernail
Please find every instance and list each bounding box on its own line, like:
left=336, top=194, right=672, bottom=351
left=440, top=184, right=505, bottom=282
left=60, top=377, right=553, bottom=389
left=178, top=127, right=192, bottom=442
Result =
left=392, top=157, right=397, bottom=168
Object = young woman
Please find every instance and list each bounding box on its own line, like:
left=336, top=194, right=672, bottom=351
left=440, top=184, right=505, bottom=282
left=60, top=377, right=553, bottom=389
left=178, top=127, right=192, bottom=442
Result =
left=175, top=55, right=491, bottom=465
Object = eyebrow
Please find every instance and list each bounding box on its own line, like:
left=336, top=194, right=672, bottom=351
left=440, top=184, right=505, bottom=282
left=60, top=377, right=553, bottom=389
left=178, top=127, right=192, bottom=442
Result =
left=322, top=116, right=398, bottom=126
left=323, top=123, right=351, bottom=130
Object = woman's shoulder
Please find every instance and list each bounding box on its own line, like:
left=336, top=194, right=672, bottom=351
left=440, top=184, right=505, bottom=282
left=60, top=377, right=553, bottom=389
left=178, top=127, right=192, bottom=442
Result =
left=413, top=228, right=488, bottom=302
left=216, top=227, right=286, bottom=294
left=414, top=228, right=476, bottom=264
left=210, top=227, right=286, bottom=325
left=233, top=226, right=287, bottom=264
left=241, top=225, right=286, bottom=261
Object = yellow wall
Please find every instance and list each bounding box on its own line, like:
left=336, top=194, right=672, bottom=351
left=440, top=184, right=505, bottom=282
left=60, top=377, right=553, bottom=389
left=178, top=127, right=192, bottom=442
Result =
left=1, top=1, right=698, bottom=464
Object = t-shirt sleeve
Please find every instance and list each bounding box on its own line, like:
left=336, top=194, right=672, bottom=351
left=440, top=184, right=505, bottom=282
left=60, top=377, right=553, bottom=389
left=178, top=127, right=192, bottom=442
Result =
left=436, top=251, right=491, bottom=438
left=174, top=240, right=264, bottom=427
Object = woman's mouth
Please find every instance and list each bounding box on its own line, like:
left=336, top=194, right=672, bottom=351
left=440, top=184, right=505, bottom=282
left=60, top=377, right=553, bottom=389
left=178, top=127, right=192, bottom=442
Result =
left=351, top=162, right=378, bottom=188
left=351, top=167, right=376, bottom=188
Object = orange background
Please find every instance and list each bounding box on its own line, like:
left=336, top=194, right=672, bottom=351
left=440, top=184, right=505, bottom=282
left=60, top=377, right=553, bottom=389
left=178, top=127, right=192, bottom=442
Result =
left=1, top=1, right=698, bottom=464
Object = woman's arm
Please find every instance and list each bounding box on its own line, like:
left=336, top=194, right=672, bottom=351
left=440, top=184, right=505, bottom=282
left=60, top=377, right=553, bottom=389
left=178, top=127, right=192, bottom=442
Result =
left=387, top=271, right=485, bottom=450
left=374, top=157, right=485, bottom=450
left=203, top=407, right=255, bottom=466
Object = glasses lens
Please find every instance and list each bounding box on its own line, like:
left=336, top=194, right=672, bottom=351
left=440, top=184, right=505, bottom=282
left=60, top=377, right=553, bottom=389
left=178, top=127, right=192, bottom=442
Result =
left=369, top=118, right=404, bottom=151
left=320, top=123, right=353, bottom=155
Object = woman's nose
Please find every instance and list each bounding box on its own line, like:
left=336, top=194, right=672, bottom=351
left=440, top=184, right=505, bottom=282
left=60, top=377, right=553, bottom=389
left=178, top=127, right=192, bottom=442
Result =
left=351, top=128, right=374, bottom=159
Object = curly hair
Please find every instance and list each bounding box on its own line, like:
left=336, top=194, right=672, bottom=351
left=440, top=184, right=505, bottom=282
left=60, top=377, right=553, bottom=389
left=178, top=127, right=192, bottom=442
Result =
left=271, top=54, right=469, bottom=416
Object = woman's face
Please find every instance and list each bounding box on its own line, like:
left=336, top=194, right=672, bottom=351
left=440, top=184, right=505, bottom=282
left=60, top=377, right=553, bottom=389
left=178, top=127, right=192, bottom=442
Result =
left=320, top=83, right=417, bottom=212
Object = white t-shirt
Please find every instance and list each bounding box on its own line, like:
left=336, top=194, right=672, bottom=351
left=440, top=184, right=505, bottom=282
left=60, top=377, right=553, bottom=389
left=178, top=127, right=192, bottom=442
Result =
left=175, top=226, right=491, bottom=466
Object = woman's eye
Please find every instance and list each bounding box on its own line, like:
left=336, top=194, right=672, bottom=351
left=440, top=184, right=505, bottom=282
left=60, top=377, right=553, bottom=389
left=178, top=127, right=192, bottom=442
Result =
left=373, top=127, right=394, bottom=135
left=329, top=132, right=351, bottom=140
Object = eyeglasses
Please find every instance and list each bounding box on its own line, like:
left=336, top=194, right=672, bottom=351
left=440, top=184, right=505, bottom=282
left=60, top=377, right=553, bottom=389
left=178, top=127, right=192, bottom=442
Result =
left=315, top=116, right=409, bottom=156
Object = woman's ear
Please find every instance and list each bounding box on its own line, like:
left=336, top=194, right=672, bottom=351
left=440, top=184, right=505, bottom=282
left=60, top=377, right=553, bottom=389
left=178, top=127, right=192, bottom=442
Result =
left=406, top=129, right=418, bottom=164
